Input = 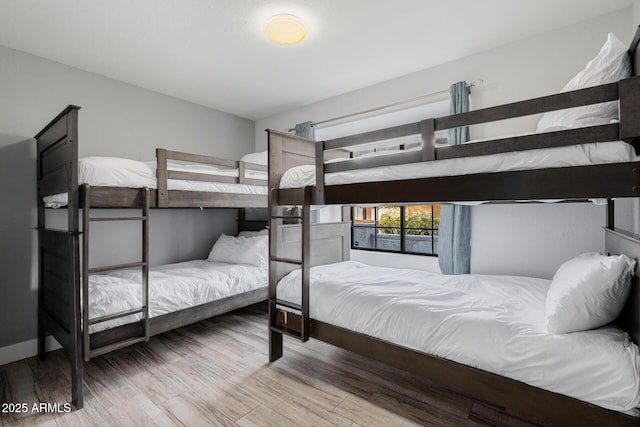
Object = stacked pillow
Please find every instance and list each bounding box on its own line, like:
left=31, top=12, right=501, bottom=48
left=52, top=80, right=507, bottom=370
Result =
left=536, top=33, right=631, bottom=133
left=208, top=232, right=268, bottom=267
left=545, top=252, right=636, bottom=334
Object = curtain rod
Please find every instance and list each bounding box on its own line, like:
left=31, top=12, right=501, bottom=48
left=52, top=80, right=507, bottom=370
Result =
left=287, top=79, right=483, bottom=132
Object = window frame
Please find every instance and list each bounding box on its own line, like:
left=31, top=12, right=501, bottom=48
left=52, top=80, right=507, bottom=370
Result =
left=351, top=205, right=439, bottom=257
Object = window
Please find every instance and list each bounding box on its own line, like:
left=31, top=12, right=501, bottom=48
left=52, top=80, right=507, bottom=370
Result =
left=352, top=205, right=440, bottom=256
left=315, top=97, right=448, bottom=258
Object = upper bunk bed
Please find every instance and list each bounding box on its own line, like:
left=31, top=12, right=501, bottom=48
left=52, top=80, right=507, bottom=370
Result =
left=267, top=29, right=640, bottom=207
left=36, top=105, right=268, bottom=210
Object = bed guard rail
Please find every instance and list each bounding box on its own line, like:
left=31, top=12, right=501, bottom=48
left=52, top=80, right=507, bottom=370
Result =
left=156, top=148, right=267, bottom=207
left=302, top=76, right=640, bottom=204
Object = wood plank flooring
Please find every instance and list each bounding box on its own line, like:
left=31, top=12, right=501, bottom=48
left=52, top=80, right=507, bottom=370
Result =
left=1, top=304, right=540, bottom=426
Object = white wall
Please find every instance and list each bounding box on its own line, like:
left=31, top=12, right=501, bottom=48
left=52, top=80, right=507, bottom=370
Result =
left=257, top=9, right=632, bottom=279
left=0, top=45, right=255, bottom=354
left=0, top=45, right=254, bottom=160
left=633, top=0, right=640, bottom=32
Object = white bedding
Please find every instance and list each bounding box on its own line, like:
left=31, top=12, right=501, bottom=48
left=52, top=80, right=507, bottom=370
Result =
left=89, top=259, right=267, bottom=333
left=276, top=261, right=640, bottom=414
left=279, top=140, right=639, bottom=189
left=44, top=156, right=268, bottom=208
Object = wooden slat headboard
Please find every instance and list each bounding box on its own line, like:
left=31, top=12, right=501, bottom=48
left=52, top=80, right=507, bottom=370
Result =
left=35, top=105, right=81, bottom=232
left=267, top=129, right=316, bottom=195
left=605, top=227, right=640, bottom=345
left=35, top=105, right=80, bottom=199
left=273, top=222, right=351, bottom=284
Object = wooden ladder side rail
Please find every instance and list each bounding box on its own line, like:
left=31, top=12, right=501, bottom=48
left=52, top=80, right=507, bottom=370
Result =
left=268, top=188, right=284, bottom=361
left=301, top=186, right=312, bottom=342
left=82, top=185, right=151, bottom=362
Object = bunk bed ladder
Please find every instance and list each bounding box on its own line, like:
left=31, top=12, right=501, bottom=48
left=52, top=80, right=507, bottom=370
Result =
left=268, top=187, right=312, bottom=345
left=82, top=184, right=151, bottom=361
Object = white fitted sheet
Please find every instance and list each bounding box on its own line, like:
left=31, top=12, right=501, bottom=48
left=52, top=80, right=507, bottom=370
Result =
left=44, top=156, right=268, bottom=208
left=89, top=259, right=267, bottom=333
left=279, top=140, right=639, bottom=189
left=276, top=261, right=640, bottom=414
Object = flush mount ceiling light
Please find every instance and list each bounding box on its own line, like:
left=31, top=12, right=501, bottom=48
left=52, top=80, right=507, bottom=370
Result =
left=265, top=14, right=307, bottom=45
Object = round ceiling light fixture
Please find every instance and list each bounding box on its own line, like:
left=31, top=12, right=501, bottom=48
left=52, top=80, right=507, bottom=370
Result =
left=265, top=14, right=307, bottom=45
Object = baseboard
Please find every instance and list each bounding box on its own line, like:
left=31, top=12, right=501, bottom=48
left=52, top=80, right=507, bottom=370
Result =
left=0, top=336, right=61, bottom=366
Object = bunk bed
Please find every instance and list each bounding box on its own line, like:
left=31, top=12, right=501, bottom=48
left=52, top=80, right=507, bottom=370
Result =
left=35, top=105, right=269, bottom=408
left=266, top=29, right=640, bottom=426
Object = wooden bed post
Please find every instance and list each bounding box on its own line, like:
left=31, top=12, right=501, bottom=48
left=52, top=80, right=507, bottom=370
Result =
left=156, top=148, right=168, bottom=207
left=619, top=76, right=640, bottom=154
left=35, top=105, right=84, bottom=408
left=268, top=188, right=283, bottom=361
left=301, top=186, right=312, bottom=342
left=37, top=140, right=46, bottom=361
left=315, top=141, right=325, bottom=204
left=67, top=108, right=83, bottom=409
left=420, top=118, right=436, bottom=161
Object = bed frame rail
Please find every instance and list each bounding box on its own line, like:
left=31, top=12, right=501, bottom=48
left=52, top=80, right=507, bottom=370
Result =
left=156, top=148, right=267, bottom=207
left=314, top=78, right=640, bottom=199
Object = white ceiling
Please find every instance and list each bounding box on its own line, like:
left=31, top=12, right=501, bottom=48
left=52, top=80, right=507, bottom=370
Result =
left=0, top=0, right=633, bottom=120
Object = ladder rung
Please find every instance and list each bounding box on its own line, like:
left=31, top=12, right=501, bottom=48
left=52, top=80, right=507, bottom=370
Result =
left=270, top=215, right=302, bottom=219
left=89, top=335, right=147, bottom=358
left=89, top=307, right=146, bottom=325
left=275, top=299, right=302, bottom=311
left=270, top=256, right=302, bottom=265
left=89, top=261, right=147, bottom=274
left=270, top=326, right=302, bottom=340
left=89, top=216, right=147, bottom=222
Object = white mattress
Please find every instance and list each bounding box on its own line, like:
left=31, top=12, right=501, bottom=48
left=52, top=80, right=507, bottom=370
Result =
left=89, top=259, right=267, bottom=333
left=276, top=261, right=640, bottom=414
left=44, top=156, right=268, bottom=208
left=279, top=140, right=639, bottom=189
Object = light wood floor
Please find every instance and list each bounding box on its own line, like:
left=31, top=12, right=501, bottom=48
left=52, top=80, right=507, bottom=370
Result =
left=1, top=304, right=540, bottom=427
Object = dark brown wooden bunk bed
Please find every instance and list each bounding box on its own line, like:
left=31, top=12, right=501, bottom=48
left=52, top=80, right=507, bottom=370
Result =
left=266, top=32, right=640, bottom=427
left=35, top=105, right=269, bottom=409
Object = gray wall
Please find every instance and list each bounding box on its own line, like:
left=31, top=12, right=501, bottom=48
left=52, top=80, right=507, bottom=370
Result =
left=0, top=45, right=255, bottom=350
left=0, top=135, right=39, bottom=350
left=258, top=9, right=634, bottom=279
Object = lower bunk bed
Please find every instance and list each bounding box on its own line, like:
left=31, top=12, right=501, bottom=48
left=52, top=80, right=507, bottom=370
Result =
left=88, top=240, right=268, bottom=351
left=269, top=223, right=640, bottom=426
left=40, top=229, right=268, bottom=409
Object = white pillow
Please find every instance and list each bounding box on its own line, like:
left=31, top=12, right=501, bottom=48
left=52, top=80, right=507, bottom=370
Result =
left=207, top=234, right=267, bottom=267
left=545, top=252, right=635, bottom=334
left=536, top=33, right=631, bottom=133
left=79, top=157, right=157, bottom=188
left=238, top=229, right=269, bottom=237
left=240, top=151, right=268, bottom=166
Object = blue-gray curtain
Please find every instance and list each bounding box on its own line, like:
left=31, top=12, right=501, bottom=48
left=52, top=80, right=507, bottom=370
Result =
left=438, top=81, right=471, bottom=275
left=295, top=121, right=319, bottom=222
